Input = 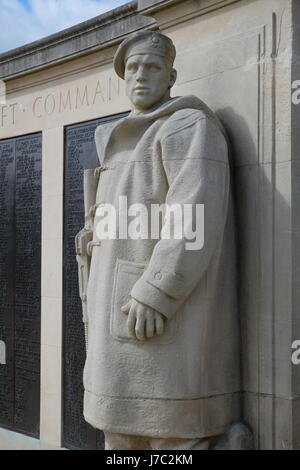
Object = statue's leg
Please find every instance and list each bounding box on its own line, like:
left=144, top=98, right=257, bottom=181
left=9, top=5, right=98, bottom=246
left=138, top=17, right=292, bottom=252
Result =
left=104, top=431, right=151, bottom=450
left=209, top=423, right=254, bottom=450
left=150, top=437, right=212, bottom=450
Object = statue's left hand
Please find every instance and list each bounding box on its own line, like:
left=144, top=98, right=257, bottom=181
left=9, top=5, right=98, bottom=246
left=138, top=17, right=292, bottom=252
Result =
left=121, top=298, right=165, bottom=341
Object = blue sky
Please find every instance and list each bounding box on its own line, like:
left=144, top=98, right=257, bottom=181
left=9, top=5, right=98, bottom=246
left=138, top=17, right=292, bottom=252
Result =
left=0, top=0, right=128, bottom=54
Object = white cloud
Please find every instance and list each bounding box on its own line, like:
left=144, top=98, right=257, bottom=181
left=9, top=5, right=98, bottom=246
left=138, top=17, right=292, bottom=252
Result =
left=0, top=0, right=128, bottom=53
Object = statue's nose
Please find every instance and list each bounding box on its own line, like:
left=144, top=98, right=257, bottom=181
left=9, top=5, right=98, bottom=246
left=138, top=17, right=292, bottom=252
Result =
left=136, top=67, right=147, bottom=81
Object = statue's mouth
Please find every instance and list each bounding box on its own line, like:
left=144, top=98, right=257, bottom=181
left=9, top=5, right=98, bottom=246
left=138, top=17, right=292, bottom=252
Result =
left=134, top=86, right=150, bottom=91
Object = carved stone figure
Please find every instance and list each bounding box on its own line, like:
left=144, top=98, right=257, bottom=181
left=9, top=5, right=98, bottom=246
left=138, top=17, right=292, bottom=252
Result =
left=76, top=30, right=242, bottom=450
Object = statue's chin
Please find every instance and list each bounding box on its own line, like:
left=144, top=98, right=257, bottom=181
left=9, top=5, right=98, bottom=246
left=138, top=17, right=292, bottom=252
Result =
left=132, top=96, right=169, bottom=114
left=132, top=98, right=156, bottom=111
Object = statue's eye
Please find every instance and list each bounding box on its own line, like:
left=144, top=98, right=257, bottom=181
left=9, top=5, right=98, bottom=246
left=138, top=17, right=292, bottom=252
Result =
left=147, top=64, right=161, bottom=72
left=126, top=63, right=138, bottom=73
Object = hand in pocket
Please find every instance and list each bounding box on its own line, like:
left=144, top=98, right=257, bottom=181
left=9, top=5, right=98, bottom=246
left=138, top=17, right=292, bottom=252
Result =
left=121, top=298, right=165, bottom=341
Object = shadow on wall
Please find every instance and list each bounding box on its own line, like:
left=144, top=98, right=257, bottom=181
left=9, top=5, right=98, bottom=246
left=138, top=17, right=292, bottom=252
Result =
left=216, top=106, right=291, bottom=450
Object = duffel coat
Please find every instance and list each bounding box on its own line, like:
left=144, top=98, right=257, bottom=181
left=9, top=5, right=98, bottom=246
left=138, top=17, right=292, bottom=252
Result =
left=83, top=95, right=241, bottom=438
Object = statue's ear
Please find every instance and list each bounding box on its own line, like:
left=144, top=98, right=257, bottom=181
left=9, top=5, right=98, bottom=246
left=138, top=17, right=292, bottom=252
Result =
left=169, top=68, right=177, bottom=89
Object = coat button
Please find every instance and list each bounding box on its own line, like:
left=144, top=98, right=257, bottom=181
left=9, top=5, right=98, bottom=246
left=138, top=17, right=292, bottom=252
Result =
left=154, top=271, right=162, bottom=280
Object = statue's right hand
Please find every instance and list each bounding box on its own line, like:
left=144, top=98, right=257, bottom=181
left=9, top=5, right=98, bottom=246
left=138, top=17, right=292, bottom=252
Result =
left=121, top=298, right=165, bottom=341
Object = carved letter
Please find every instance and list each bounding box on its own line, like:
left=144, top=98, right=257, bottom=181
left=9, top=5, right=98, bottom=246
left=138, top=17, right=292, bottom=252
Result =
left=0, top=105, right=7, bottom=127
left=93, top=80, right=105, bottom=104
left=33, top=96, right=43, bottom=118
left=44, top=94, right=56, bottom=115
left=10, top=103, right=18, bottom=125
left=59, top=90, right=72, bottom=112
left=76, top=85, right=89, bottom=109
left=109, top=77, right=120, bottom=101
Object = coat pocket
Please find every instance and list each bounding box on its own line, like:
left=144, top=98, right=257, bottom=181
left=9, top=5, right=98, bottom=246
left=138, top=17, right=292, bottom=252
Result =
left=110, top=258, right=178, bottom=344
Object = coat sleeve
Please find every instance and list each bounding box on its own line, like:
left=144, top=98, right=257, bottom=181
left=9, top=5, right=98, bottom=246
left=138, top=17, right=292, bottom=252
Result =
left=130, top=113, right=230, bottom=320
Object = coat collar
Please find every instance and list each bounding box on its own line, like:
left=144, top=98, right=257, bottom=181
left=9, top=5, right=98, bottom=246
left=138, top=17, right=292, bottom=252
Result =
left=98, top=95, right=227, bottom=166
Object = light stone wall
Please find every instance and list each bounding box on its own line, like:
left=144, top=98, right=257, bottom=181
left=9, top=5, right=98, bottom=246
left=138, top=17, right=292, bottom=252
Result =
left=0, top=0, right=298, bottom=450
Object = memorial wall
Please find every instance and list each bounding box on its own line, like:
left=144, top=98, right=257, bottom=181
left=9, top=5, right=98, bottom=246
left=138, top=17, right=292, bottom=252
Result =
left=63, top=115, right=126, bottom=450
left=0, top=133, right=41, bottom=438
left=0, top=0, right=299, bottom=450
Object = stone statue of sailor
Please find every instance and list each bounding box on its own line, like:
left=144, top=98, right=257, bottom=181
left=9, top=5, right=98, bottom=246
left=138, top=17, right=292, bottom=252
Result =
left=76, top=30, right=245, bottom=450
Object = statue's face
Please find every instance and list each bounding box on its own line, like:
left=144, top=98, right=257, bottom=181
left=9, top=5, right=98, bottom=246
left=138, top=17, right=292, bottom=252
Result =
left=124, top=53, right=176, bottom=112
